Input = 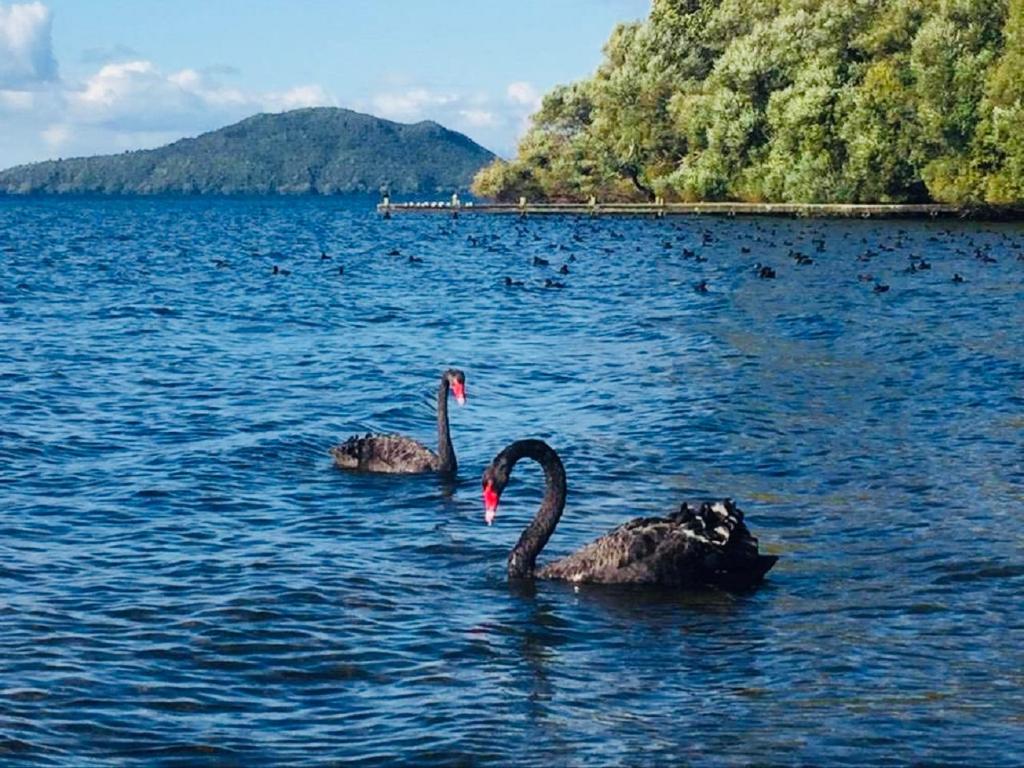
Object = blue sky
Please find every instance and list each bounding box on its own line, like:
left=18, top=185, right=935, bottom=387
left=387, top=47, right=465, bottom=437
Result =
left=0, top=0, right=649, bottom=169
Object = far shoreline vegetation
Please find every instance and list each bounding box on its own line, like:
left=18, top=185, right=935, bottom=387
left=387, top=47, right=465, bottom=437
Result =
left=472, top=0, right=1024, bottom=207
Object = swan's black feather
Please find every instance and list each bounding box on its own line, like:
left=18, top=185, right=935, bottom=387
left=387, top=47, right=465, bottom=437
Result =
left=330, top=433, right=439, bottom=473
left=537, top=499, right=775, bottom=587
left=331, top=369, right=463, bottom=475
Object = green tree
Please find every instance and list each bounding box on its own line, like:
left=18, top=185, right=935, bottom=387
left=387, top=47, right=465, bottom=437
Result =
left=470, top=0, right=1022, bottom=206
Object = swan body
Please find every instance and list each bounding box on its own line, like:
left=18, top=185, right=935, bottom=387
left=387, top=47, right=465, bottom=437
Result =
left=331, top=369, right=465, bottom=476
left=536, top=499, right=775, bottom=587
left=482, top=439, right=777, bottom=588
left=331, top=433, right=443, bottom=473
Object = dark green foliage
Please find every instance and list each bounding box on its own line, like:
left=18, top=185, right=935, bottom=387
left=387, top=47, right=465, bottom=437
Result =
left=0, top=108, right=495, bottom=195
left=474, top=0, right=1022, bottom=205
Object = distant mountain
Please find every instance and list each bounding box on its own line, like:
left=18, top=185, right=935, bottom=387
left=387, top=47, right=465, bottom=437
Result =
left=0, top=108, right=496, bottom=195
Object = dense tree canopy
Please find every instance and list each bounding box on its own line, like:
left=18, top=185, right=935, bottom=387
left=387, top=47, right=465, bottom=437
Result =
left=473, top=0, right=1023, bottom=204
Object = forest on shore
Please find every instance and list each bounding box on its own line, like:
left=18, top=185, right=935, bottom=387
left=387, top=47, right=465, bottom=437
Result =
left=473, top=0, right=1023, bottom=205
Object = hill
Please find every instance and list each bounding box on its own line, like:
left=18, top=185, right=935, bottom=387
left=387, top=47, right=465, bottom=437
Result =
left=473, top=0, right=1024, bottom=205
left=0, top=107, right=496, bottom=195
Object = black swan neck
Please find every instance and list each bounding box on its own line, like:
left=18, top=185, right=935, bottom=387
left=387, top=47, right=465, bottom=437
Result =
left=436, top=377, right=456, bottom=474
left=502, top=439, right=566, bottom=578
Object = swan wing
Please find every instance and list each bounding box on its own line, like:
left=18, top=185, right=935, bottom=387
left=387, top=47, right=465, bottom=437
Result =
left=330, top=433, right=439, bottom=474
left=538, top=499, right=775, bottom=587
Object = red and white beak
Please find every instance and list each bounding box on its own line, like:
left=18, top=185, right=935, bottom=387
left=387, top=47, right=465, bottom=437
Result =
left=483, top=482, right=499, bottom=525
left=451, top=379, right=466, bottom=406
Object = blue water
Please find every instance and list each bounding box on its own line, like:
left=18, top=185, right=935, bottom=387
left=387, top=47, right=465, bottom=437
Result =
left=1, top=196, right=1022, bottom=766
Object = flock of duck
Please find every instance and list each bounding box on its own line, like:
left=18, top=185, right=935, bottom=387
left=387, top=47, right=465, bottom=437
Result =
left=329, top=369, right=778, bottom=589
left=248, top=215, right=1022, bottom=300
left=479, top=218, right=1023, bottom=295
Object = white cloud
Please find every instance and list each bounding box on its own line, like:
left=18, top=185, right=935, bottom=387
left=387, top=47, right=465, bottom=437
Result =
left=506, top=81, right=541, bottom=110
left=372, top=87, right=458, bottom=121
left=357, top=80, right=548, bottom=158
left=0, top=1, right=56, bottom=88
left=0, top=3, right=540, bottom=166
left=263, top=84, right=335, bottom=111
left=459, top=108, right=497, bottom=128
left=0, top=47, right=341, bottom=167
left=40, top=121, right=68, bottom=148
left=0, top=86, right=32, bottom=110
left=65, top=59, right=332, bottom=133
left=73, top=60, right=157, bottom=110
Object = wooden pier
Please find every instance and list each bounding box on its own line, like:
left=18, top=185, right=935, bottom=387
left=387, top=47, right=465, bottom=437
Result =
left=378, top=198, right=1023, bottom=220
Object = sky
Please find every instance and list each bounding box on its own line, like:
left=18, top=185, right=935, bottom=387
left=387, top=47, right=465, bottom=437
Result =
left=0, top=0, right=650, bottom=169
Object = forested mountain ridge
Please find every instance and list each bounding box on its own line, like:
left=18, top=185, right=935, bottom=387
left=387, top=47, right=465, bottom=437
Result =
left=473, top=0, right=1024, bottom=205
left=0, top=108, right=496, bottom=195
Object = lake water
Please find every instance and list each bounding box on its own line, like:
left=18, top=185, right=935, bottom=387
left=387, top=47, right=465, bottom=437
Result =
left=1, top=196, right=1022, bottom=766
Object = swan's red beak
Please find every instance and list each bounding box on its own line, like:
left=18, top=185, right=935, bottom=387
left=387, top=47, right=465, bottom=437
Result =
left=483, top=482, right=499, bottom=525
left=451, top=379, right=466, bottom=406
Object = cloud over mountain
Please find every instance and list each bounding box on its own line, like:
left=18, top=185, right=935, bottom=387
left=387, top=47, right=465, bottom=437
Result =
left=0, top=2, right=541, bottom=167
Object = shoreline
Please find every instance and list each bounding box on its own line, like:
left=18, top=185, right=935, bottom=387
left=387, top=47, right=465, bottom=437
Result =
left=379, top=200, right=1024, bottom=221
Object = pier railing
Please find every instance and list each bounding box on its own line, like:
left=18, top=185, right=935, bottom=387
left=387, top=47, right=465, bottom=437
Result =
left=377, top=197, right=1023, bottom=220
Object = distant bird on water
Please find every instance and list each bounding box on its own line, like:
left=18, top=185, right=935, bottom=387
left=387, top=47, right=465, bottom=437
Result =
left=504, top=276, right=524, bottom=287
left=272, top=265, right=291, bottom=276
left=331, top=369, right=467, bottom=476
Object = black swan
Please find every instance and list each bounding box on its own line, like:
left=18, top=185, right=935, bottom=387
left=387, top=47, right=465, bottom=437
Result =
left=481, top=439, right=777, bottom=587
left=331, top=369, right=466, bottom=475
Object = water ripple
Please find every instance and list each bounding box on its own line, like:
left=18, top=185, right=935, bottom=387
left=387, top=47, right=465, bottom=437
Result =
left=1, top=196, right=1023, bottom=766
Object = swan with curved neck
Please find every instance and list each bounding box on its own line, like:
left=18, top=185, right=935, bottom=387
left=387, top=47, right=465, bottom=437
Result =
left=482, top=439, right=777, bottom=587
left=331, top=369, right=466, bottom=476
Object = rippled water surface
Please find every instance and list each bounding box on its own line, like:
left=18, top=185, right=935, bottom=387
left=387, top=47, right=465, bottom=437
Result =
left=2, top=196, right=1023, bottom=766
